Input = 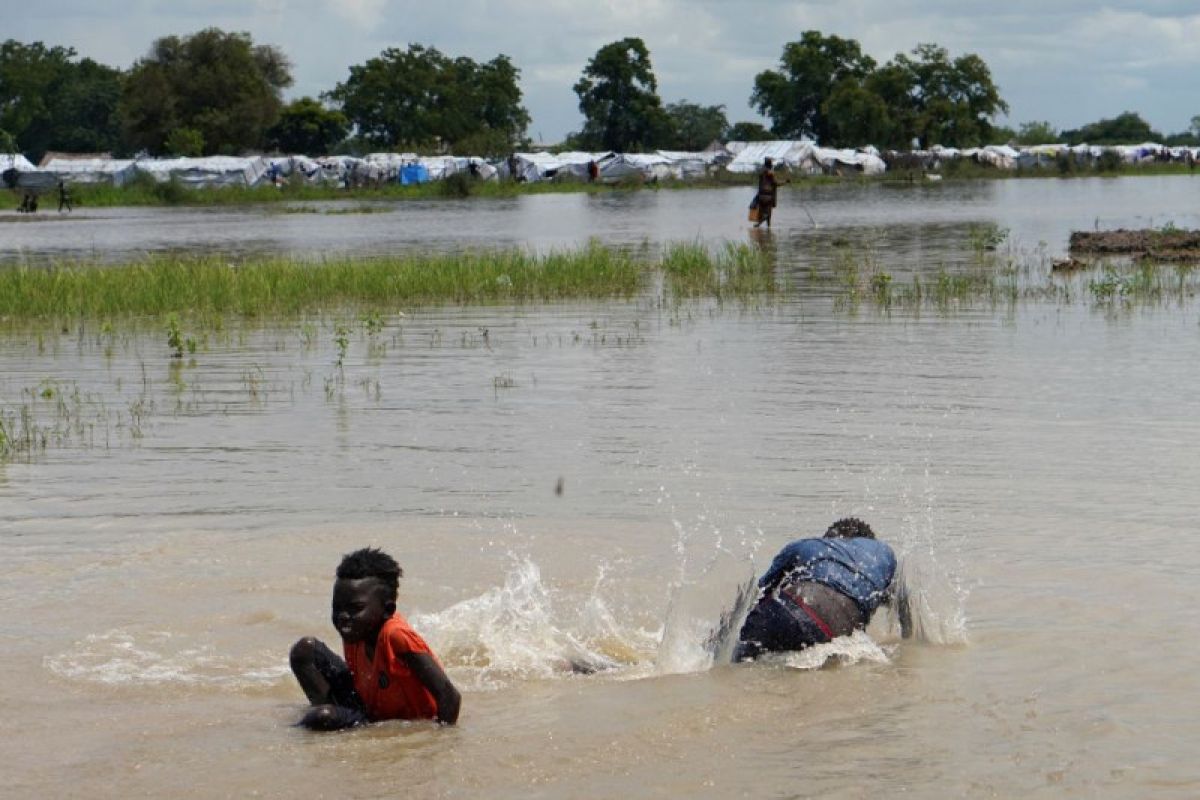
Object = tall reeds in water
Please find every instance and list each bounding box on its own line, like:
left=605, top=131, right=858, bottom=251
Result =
left=660, top=241, right=775, bottom=297
left=0, top=243, right=648, bottom=318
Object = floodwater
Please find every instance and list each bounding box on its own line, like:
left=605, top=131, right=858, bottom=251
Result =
left=2, top=177, right=1200, bottom=798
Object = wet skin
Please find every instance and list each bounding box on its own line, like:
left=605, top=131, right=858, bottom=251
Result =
left=291, top=576, right=461, bottom=726
left=332, top=577, right=392, bottom=656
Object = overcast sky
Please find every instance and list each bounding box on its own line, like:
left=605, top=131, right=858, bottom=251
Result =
left=10, top=0, right=1200, bottom=143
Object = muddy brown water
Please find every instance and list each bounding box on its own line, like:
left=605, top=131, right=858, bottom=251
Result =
left=3, top=176, right=1200, bottom=798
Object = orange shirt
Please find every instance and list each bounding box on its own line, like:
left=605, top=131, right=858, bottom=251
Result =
left=343, top=613, right=440, bottom=721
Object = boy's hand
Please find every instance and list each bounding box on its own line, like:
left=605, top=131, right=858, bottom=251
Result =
left=403, top=652, right=462, bottom=725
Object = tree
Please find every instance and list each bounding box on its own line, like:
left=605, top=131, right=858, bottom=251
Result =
left=327, top=45, right=529, bottom=155
left=821, top=79, right=895, bottom=147
left=750, top=31, right=877, bottom=142
left=664, top=101, right=727, bottom=150
left=164, top=127, right=204, bottom=157
left=726, top=121, right=773, bottom=141
left=1061, top=112, right=1162, bottom=145
left=1015, top=121, right=1058, bottom=145
left=120, top=28, right=292, bottom=155
left=0, top=40, right=123, bottom=160
left=267, top=97, right=348, bottom=155
left=887, top=44, right=1008, bottom=148
left=573, top=38, right=672, bottom=152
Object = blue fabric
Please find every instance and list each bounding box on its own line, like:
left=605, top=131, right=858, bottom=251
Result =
left=400, top=163, right=429, bottom=185
left=757, top=537, right=897, bottom=620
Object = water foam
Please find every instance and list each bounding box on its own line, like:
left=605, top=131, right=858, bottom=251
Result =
left=44, top=629, right=289, bottom=688
left=414, top=558, right=659, bottom=690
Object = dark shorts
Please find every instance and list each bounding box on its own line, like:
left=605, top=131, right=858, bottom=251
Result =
left=734, top=594, right=832, bottom=661
left=307, top=639, right=370, bottom=728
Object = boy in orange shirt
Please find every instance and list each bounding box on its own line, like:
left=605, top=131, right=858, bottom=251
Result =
left=290, top=547, right=461, bottom=729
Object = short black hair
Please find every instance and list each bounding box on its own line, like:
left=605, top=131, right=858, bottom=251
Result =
left=336, top=547, right=403, bottom=602
left=824, top=517, right=876, bottom=539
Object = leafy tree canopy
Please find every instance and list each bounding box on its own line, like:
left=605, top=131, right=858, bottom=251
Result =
left=726, top=121, right=774, bottom=141
left=0, top=39, right=123, bottom=161
left=888, top=44, right=1008, bottom=148
left=1061, top=112, right=1162, bottom=145
left=664, top=101, right=728, bottom=150
left=268, top=97, right=348, bottom=155
left=573, top=37, right=672, bottom=152
left=1014, top=121, right=1059, bottom=145
left=752, top=32, right=1007, bottom=149
left=326, top=44, right=529, bottom=155
left=751, top=31, right=876, bottom=142
left=120, top=28, right=292, bottom=156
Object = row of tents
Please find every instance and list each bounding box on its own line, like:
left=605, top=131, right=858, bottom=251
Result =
left=4, top=140, right=1198, bottom=191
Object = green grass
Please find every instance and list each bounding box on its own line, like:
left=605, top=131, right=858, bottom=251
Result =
left=661, top=241, right=777, bottom=297
left=0, top=243, right=668, bottom=319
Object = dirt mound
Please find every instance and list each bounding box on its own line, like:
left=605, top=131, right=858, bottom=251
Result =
left=1069, top=228, right=1200, bottom=261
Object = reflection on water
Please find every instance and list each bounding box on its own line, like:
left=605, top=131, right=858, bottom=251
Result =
left=3, top=177, right=1200, bottom=798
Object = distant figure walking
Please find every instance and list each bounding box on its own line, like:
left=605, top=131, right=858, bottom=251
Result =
left=57, top=181, right=72, bottom=213
left=753, top=157, right=786, bottom=229
left=587, top=159, right=599, bottom=182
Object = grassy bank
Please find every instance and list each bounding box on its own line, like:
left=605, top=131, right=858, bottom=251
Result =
left=0, top=241, right=775, bottom=320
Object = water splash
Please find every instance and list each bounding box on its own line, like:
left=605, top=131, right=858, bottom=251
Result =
left=415, top=557, right=657, bottom=690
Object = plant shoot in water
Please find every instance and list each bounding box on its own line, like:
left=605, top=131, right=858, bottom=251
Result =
left=334, top=324, right=350, bottom=367
left=166, top=313, right=184, bottom=358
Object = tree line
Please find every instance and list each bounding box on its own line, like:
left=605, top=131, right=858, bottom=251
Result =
left=2, top=28, right=1197, bottom=163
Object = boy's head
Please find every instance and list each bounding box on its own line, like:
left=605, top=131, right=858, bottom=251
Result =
left=330, top=548, right=403, bottom=643
left=336, top=547, right=402, bottom=602
left=824, top=517, right=876, bottom=540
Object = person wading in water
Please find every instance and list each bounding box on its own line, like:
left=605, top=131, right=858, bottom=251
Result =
left=753, top=157, right=788, bottom=228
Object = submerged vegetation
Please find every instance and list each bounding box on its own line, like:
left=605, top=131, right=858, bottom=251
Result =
left=3, top=227, right=1200, bottom=463
left=0, top=241, right=779, bottom=320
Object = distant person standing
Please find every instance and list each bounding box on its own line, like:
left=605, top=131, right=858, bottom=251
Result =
left=587, top=159, right=599, bottom=182
left=57, top=181, right=72, bottom=213
left=753, top=157, right=787, bottom=228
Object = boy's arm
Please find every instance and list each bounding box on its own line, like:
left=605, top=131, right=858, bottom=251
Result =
left=402, top=652, right=461, bottom=725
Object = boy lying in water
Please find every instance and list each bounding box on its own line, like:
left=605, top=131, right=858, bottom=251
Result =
left=730, top=517, right=911, bottom=661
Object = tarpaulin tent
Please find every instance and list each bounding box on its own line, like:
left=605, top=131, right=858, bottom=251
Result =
left=38, top=156, right=137, bottom=186
left=133, top=156, right=271, bottom=187
left=654, top=150, right=718, bottom=179
left=399, top=162, right=429, bottom=185
left=1, top=153, right=36, bottom=188
left=724, top=140, right=820, bottom=174
left=812, top=146, right=887, bottom=175
left=502, top=152, right=611, bottom=182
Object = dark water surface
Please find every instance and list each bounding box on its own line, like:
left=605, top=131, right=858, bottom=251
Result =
left=2, top=177, right=1200, bottom=798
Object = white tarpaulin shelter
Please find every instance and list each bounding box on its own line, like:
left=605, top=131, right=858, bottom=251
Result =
left=504, top=151, right=611, bottom=182
left=812, top=146, right=887, bottom=175
left=39, top=157, right=137, bottom=185
left=654, top=150, right=717, bottom=179
left=1, top=153, right=35, bottom=172
left=724, top=140, right=819, bottom=174
left=134, top=156, right=271, bottom=187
